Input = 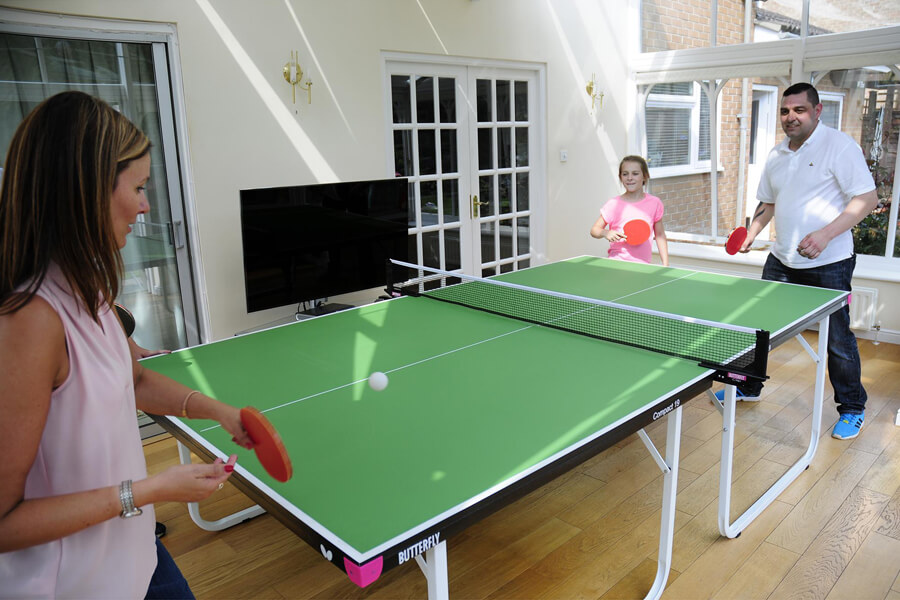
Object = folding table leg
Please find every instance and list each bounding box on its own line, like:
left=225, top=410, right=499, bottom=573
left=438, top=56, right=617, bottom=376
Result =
left=644, top=404, right=683, bottom=600
left=718, top=317, right=829, bottom=538
left=415, top=541, right=449, bottom=600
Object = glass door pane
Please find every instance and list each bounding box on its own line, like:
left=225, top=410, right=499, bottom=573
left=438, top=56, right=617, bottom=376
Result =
left=832, top=66, right=900, bottom=259
left=0, top=32, right=192, bottom=349
left=473, top=74, right=533, bottom=275
left=389, top=67, right=469, bottom=272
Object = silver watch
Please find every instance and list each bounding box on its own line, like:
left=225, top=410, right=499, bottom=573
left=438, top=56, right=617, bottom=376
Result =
left=118, top=479, right=143, bottom=518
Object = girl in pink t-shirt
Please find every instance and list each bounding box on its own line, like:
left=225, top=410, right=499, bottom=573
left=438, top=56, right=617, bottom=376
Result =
left=590, top=155, right=669, bottom=266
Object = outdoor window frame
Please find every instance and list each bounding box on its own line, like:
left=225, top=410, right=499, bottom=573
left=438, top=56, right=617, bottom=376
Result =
left=644, top=81, right=717, bottom=179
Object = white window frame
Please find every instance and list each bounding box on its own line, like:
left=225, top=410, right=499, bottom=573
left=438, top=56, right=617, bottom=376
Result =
left=645, top=81, right=721, bottom=179
left=818, top=91, right=844, bottom=130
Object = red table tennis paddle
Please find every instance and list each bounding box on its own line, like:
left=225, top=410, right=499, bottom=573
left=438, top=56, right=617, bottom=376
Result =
left=240, top=407, right=293, bottom=482
left=623, top=219, right=651, bottom=245
left=725, top=226, right=748, bottom=255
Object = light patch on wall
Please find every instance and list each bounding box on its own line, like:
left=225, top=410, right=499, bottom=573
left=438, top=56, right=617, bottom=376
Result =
left=194, top=0, right=337, bottom=182
left=415, top=0, right=450, bottom=54
left=282, top=0, right=356, bottom=139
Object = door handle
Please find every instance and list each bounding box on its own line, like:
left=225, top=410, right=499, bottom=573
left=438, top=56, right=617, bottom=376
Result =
left=172, top=220, right=186, bottom=250
left=472, top=195, right=488, bottom=217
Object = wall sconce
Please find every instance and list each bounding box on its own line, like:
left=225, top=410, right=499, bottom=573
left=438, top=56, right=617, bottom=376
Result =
left=586, top=73, right=604, bottom=113
left=283, top=50, right=312, bottom=105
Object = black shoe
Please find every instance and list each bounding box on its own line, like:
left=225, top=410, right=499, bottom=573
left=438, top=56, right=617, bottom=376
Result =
left=155, top=521, right=167, bottom=538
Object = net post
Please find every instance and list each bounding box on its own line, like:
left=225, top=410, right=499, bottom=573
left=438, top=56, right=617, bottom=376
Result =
left=385, top=259, right=394, bottom=296
left=749, top=329, right=770, bottom=381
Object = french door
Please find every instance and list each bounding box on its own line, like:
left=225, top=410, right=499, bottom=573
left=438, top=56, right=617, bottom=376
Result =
left=386, top=58, right=544, bottom=277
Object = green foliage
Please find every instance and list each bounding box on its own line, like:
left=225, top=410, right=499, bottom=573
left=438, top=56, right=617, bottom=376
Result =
left=852, top=161, right=895, bottom=257
left=852, top=210, right=889, bottom=256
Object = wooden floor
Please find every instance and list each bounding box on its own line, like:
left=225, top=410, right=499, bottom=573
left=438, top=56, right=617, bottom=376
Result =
left=144, top=335, right=900, bottom=599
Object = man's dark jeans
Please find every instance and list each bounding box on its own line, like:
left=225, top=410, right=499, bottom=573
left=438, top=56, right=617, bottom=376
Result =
left=737, top=254, right=867, bottom=414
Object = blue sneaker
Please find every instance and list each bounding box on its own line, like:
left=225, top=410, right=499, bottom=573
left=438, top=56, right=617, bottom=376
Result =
left=713, top=388, right=760, bottom=403
left=832, top=412, right=864, bottom=440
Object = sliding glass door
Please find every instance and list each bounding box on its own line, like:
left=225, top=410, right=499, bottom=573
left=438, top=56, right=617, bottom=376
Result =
left=0, top=29, right=198, bottom=349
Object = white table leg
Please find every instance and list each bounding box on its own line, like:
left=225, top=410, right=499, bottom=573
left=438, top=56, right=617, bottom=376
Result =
left=718, top=318, right=829, bottom=538
left=644, top=404, right=683, bottom=600
left=415, top=540, right=449, bottom=600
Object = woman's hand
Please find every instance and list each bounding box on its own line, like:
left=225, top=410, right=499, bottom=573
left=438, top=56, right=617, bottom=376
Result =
left=137, top=455, right=238, bottom=505
left=218, top=404, right=254, bottom=449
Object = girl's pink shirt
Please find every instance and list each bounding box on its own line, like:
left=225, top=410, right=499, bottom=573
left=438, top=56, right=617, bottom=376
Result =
left=600, top=193, right=665, bottom=264
left=0, top=263, right=156, bottom=599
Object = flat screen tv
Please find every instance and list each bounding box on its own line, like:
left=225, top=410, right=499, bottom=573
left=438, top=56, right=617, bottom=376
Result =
left=240, top=178, right=409, bottom=313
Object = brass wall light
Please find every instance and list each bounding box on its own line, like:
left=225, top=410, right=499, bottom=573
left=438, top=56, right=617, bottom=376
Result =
left=586, top=73, right=604, bottom=113
left=283, top=50, right=312, bottom=105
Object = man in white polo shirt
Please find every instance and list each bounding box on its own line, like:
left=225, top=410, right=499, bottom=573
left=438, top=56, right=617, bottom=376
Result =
left=723, top=82, right=878, bottom=440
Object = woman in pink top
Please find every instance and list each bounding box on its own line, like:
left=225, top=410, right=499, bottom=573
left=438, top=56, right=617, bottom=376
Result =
left=0, top=92, right=254, bottom=598
left=590, top=155, right=669, bottom=266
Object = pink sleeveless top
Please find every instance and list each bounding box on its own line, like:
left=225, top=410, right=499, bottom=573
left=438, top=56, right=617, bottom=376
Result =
left=0, top=264, right=156, bottom=599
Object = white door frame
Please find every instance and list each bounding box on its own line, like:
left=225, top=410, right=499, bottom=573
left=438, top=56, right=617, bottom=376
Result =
left=0, top=8, right=204, bottom=345
left=383, top=52, right=547, bottom=276
left=746, top=84, right=778, bottom=239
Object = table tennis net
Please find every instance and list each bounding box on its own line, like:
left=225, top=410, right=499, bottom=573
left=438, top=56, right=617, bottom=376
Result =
left=388, top=260, right=769, bottom=382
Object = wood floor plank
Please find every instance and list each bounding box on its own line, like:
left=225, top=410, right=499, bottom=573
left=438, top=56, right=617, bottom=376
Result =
left=535, top=507, right=671, bottom=599
left=774, top=432, right=853, bottom=506
left=599, top=557, right=680, bottom=600
left=451, top=518, right=581, bottom=599
left=661, top=496, right=792, bottom=599
left=677, top=427, right=784, bottom=517
left=824, top=532, right=900, bottom=600
left=769, top=486, right=891, bottom=600
left=767, top=449, right=878, bottom=554
left=860, top=434, right=900, bottom=498
left=875, top=487, right=900, bottom=541
left=711, top=541, right=799, bottom=600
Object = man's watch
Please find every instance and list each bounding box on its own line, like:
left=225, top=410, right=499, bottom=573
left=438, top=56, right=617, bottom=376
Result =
left=118, top=479, right=143, bottom=518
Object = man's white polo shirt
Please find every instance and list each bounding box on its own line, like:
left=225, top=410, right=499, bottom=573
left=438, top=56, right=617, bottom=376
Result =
left=757, top=122, right=875, bottom=269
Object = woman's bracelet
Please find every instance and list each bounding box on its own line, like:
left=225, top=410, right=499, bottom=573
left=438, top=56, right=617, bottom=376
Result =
left=118, top=479, right=142, bottom=518
left=181, top=390, right=201, bottom=418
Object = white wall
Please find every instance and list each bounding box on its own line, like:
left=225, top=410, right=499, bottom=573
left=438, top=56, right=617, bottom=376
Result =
left=4, top=0, right=896, bottom=342
left=1, top=0, right=631, bottom=338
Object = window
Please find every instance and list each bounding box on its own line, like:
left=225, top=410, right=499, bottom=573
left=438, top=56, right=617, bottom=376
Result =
left=819, top=91, right=844, bottom=130
left=645, top=82, right=714, bottom=176
left=0, top=19, right=202, bottom=346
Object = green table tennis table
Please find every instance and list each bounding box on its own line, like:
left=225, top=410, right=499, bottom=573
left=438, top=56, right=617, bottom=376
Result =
left=145, top=256, right=847, bottom=599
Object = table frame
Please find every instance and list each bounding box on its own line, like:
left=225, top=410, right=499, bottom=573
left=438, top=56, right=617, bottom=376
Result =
left=711, top=313, right=832, bottom=538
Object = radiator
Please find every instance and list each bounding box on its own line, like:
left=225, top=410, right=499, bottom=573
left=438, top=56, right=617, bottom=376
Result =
left=849, top=287, right=878, bottom=330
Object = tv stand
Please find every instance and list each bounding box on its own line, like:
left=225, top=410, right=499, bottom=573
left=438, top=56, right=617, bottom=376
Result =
left=300, top=303, right=354, bottom=317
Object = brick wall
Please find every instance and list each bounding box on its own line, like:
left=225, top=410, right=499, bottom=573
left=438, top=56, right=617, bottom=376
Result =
left=642, top=0, right=749, bottom=238
left=642, top=0, right=746, bottom=51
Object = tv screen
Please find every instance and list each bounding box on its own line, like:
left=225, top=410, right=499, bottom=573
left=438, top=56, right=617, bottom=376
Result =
left=240, top=178, right=409, bottom=313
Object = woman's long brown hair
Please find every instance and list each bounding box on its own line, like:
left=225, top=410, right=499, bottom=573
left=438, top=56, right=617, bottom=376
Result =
left=0, top=91, right=150, bottom=321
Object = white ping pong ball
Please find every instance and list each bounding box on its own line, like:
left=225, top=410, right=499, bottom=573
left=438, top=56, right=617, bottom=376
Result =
left=368, top=371, right=389, bottom=391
